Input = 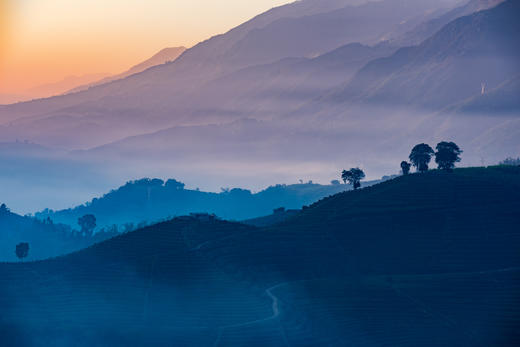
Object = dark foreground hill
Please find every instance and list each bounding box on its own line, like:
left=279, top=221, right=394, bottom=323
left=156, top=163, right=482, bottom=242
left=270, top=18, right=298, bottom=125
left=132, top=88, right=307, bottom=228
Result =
left=1, top=166, right=519, bottom=346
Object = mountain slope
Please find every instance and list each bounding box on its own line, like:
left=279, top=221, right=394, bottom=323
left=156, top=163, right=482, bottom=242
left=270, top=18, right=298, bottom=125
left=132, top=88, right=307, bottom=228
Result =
left=1, top=166, right=519, bottom=345
left=451, top=74, right=520, bottom=113
left=0, top=73, right=110, bottom=105
left=180, top=42, right=397, bottom=122
left=330, top=0, right=520, bottom=109
left=0, top=0, right=460, bottom=149
left=68, top=47, right=187, bottom=93
left=393, top=0, right=506, bottom=45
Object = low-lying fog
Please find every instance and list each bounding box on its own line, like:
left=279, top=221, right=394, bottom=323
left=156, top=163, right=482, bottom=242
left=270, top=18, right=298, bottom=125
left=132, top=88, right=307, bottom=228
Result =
left=1, top=106, right=518, bottom=214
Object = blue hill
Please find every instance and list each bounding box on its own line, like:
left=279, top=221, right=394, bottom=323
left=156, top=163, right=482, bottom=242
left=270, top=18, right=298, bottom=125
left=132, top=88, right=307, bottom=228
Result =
left=1, top=166, right=519, bottom=345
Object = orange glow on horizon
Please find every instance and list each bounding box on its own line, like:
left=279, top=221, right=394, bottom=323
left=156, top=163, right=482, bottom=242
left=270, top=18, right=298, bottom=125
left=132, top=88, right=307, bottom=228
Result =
left=0, top=0, right=291, bottom=95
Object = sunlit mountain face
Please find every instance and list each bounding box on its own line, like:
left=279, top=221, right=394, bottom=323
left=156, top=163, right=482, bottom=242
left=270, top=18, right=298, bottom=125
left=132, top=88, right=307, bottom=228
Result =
left=0, top=2, right=519, bottom=345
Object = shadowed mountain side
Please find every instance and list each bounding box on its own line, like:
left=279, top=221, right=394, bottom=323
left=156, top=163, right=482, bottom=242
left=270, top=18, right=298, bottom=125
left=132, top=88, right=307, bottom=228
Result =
left=0, top=0, right=460, bottom=149
left=1, top=166, right=519, bottom=345
left=392, top=0, right=505, bottom=46
left=184, top=43, right=397, bottom=121
left=328, top=0, right=520, bottom=110
left=449, top=75, right=520, bottom=114
left=216, top=0, right=453, bottom=67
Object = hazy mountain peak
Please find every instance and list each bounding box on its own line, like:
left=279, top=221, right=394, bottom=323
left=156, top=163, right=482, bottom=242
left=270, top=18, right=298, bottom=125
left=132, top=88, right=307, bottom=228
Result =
left=67, top=46, right=187, bottom=93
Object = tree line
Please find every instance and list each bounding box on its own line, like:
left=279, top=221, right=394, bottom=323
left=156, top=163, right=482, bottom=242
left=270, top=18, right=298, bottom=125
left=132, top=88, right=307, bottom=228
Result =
left=342, top=141, right=463, bottom=189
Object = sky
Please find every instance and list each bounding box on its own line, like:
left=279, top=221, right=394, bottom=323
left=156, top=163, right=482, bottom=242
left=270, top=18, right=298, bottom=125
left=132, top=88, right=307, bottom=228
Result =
left=0, top=0, right=291, bottom=94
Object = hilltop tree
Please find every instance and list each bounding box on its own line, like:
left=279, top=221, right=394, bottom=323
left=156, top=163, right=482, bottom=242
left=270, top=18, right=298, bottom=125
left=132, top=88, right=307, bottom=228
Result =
left=165, top=179, right=185, bottom=190
left=0, top=203, right=9, bottom=215
left=409, top=144, right=434, bottom=173
left=499, top=157, right=520, bottom=166
left=15, top=242, right=29, bottom=261
left=78, top=214, right=96, bottom=237
left=341, top=168, right=365, bottom=190
left=400, top=161, right=411, bottom=175
left=435, top=142, right=462, bottom=171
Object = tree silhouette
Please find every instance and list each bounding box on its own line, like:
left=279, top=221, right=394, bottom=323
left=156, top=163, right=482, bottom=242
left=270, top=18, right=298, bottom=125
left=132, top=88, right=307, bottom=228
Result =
left=78, top=214, right=96, bottom=237
left=409, top=144, right=434, bottom=173
left=341, top=168, right=365, bottom=189
left=15, top=242, right=29, bottom=261
left=400, top=161, right=411, bottom=175
left=499, top=157, right=520, bottom=166
left=435, top=142, right=462, bottom=171
left=0, top=203, right=9, bottom=215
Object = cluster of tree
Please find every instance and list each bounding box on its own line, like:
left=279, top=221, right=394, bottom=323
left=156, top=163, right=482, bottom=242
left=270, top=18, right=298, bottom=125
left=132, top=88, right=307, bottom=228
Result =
left=339, top=142, right=462, bottom=191
left=401, top=142, right=462, bottom=175
left=500, top=157, right=520, bottom=166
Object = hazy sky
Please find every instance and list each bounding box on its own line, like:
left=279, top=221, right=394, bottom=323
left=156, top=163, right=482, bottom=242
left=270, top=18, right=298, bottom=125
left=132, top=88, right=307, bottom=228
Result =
left=0, top=0, right=291, bottom=93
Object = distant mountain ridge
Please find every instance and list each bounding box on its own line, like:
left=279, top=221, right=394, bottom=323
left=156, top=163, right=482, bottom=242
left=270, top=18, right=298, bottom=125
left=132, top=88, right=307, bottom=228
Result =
left=327, top=0, right=520, bottom=109
left=0, top=73, right=110, bottom=105
left=68, top=46, right=187, bottom=93
left=393, top=0, right=506, bottom=45
left=0, top=0, right=462, bottom=148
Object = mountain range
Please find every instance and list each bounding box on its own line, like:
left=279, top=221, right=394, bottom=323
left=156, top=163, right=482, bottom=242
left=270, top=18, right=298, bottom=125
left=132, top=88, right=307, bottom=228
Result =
left=0, top=0, right=467, bottom=147
left=0, top=47, right=186, bottom=105
left=0, top=0, right=518, bottom=214
left=327, top=0, right=519, bottom=108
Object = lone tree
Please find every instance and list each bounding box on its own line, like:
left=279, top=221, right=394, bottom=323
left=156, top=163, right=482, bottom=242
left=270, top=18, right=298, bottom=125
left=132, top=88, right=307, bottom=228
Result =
left=15, top=242, right=29, bottom=261
left=400, top=161, right=411, bottom=175
left=409, top=144, right=434, bottom=173
left=435, top=141, right=462, bottom=171
left=0, top=203, right=9, bottom=215
left=78, top=214, right=96, bottom=237
left=341, top=168, right=365, bottom=190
